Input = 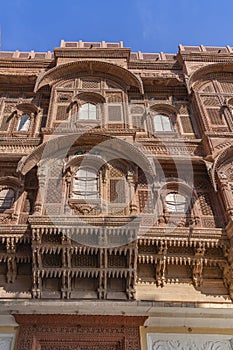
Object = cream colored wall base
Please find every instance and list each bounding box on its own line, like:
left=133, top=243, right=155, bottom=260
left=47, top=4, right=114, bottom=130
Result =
left=147, top=333, right=233, bottom=350
left=0, top=316, right=18, bottom=350
left=141, top=307, right=233, bottom=349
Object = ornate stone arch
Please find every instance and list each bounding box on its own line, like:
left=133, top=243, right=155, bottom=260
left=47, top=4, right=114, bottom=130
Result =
left=34, top=60, right=144, bottom=94
left=211, top=144, right=233, bottom=190
left=209, top=144, right=233, bottom=220
left=17, top=133, right=155, bottom=179
left=148, top=103, right=178, bottom=134
left=188, top=62, right=233, bottom=92
left=9, top=102, right=39, bottom=135
left=158, top=179, right=199, bottom=227
left=0, top=176, right=21, bottom=213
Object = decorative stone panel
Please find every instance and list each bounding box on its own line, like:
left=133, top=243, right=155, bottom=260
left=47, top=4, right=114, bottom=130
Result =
left=147, top=333, right=233, bottom=350
left=15, top=315, right=146, bottom=350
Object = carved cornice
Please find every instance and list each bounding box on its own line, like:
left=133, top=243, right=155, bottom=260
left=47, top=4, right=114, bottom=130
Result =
left=139, top=226, right=227, bottom=245
left=0, top=60, right=54, bottom=69
left=54, top=48, right=131, bottom=60
left=129, top=61, right=181, bottom=70
left=0, top=138, right=41, bottom=145
left=0, top=225, right=29, bottom=235
left=15, top=314, right=146, bottom=326
left=137, top=139, right=204, bottom=157
left=28, top=215, right=136, bottom=227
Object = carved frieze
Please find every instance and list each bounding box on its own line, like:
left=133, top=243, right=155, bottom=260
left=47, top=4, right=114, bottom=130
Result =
left=148, top=334, right=233, bottom=350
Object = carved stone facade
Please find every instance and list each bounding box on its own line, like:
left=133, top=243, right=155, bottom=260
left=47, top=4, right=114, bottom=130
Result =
left=1, top=41, right=233, bottom=348
left=15, top=315, right=145, bottom=350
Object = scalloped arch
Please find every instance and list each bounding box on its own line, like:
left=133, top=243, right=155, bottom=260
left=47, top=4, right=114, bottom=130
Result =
left=0, top=176, right=21, bottom=188
left=188, top=62, right=233, bottom=91
left=73, top=91, right=106, bottom=103
left=211, top=143, right=233, bottom=190
left=150, top=103, right=178, bottom=114
left=34, top=60, right=144, bottom=94
left=17, top=133, right=155, bottom=177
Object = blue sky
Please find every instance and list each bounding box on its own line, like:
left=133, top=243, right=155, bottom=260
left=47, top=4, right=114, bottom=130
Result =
left=0, top=0, right=232, bottom=53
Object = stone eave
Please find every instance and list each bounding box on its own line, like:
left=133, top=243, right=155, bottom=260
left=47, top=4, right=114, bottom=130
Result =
left=0, top=154, right=27, bottom=160
left=51, top=128, right=136, bottom=136
left=28, top=215, right=137, bottom=227
left=1, top=300, right=233, bottom=317
left=179, top=51, right=233, bottom=63
left=0, top=225, right=28, bottom=235
left=129, top=61, right=181, bottom=70
left=0, top=138, right=41, bottom=146
left=137, top=139, right=204, bottom=157
left=0, top=59, right=54, bottom=69
left=54, top=48, right=131, bottom=60
left=141, top=85, right=188, bottom=93
left=140, top=226, right=227, bottom=243
left=141, top=74, right=185, bottom=86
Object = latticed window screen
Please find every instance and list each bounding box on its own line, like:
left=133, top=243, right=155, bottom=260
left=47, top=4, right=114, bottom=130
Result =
left=56, top=105, right=69, bottom=120
left=72, top=254, right=98, bottom=267
left=42, top=254, right=62, bottom=267
left=108, top=105, right=122, bottom=122
left=45, top=179, right=62, bottom=204
left=110, top=179, right=125, bottom=203
left=180, top=115, right=193, bottom=133
left=0, top=189, right=14, bottom=210
left=165, top=193, right=187, bottom=213
left=206, top=108, right=223, bottom=125
left=73, top=168, right=98, bottom=200
left=82, top=79, right=100, bottom=89
left=0, top=115, right=10, bottom=131
left=108, top=254, right=127, bottom=268
left=79, top=103, right=97, bottom=120
left=138, top=190, right=153, bottom=213
left=153, top=114, right=173, bottom=132
left=17, top=114, right=30, bottom=131
left=198, top=192, right=213, bottom=215
left=203, top=97, right=220, bottom=107
left=132, top=115, right=144, bottom=130
left=220, top=81, right=233, bottom=93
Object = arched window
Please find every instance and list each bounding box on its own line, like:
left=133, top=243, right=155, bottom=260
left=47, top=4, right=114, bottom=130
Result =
left=72, top=168, right=98, bottom=200
left=165, top=192, right=186, bottom=213
left=0, top=188, right=15, bottom=211
left=153, top=114, right=173, bottom=132
left=79, top=103, right=97, bottom=120
left=17, top=114, right=30, bottom=131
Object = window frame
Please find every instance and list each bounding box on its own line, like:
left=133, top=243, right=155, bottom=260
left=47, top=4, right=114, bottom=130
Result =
left=17, top=113, right=31, bottom=132
left=0, top=188, right=15, bottom=212
left=79, top=103, right=98, bottom=121
left=153, top=113, right=174, bottom=132
left=165, top=192, right=187, bottom=213
left=72, top=167, right=99, bottom=201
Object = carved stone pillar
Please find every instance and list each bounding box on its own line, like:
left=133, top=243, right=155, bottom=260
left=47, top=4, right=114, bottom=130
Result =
left=6, top=238, right=16, bottom=283
left=218, top=175, right=233, bottom=220
left=34, top=165, right=46, bottom=215
left=127, top=169, right=137, bottom=215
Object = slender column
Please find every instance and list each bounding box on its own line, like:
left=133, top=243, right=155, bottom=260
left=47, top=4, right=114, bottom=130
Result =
left=218, top=174, right=233, bottom=219
left=127, top=168, right=137, bottom=215
left=34, top=164, right=46, bottom=215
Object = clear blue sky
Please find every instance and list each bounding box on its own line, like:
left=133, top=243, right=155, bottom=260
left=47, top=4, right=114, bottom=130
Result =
left=0, top=0, right=232, bottom=54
